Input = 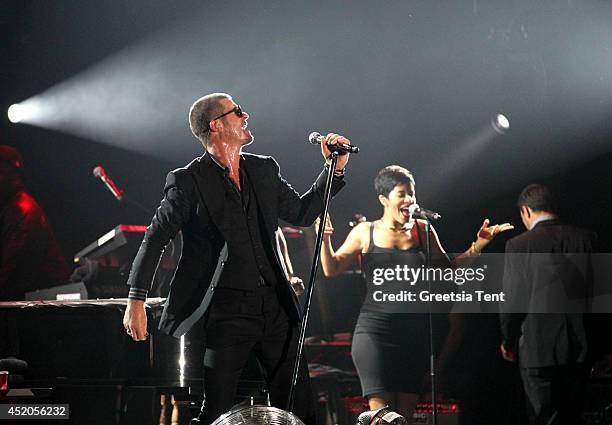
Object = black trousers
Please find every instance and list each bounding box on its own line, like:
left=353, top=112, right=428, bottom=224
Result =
left=195, top=287, right=315, bottom=425
left=520, top=364, right=588, bottom=425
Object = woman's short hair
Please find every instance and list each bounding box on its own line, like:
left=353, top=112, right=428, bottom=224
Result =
left=374, top=165, right=415, bottom=197
left=189, top=93, right=230, bottom=147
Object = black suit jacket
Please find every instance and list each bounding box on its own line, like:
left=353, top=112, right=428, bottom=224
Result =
left=500, top=219, right=595, bottom=368
left=127, top=152, right=345, bottom=337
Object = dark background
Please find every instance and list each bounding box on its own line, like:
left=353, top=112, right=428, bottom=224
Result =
left=1, top=0, right=610, bottom=260
left=1, top=1, right=610, bottom=423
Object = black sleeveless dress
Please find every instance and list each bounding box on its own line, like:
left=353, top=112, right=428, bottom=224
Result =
left=351, top=223, right=444, bottom=396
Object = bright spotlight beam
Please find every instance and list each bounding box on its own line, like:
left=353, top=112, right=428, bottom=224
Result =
left=492, top=113, right=510, bottom=134
left=7, top=101, right=43, bottom=125
left=8, top=104, right=27, bottom=123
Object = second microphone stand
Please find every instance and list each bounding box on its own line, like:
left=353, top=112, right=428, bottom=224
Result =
left=423, top=218, right=439, bottom=425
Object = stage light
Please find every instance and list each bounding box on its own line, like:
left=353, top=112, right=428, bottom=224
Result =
left=492, top=113, right=510, bottom=134
left=7, top=104, right=27, bottom=123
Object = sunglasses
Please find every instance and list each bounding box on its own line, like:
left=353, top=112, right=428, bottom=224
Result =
left=210, top=105, right=244, bottom=124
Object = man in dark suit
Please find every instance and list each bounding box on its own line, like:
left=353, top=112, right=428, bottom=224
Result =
left=500, top=184, right=595, bottom=425
left=122, top=93, right=351, bottom=424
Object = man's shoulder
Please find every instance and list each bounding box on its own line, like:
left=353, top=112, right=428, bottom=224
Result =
left=162, top=156, right=205, bottom=189
left=535, top=221, right=594, bottom=239
left=180, top=155, right=205, bottom=173
left=507, top=221, right=596, bottom=251
left=242, top=152, right=278, bottom=172
left=507, top=230, right=530, bottom=247
left=242, top=152, right=275, bottom=163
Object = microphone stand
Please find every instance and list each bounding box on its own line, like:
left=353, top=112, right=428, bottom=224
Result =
left=287, top=152, right=339, bottom=412
left=123, top=196, right=154, bottom=217
left=424, top=219, right=438, bottom=425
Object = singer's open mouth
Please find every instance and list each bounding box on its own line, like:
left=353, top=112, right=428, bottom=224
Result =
left=399, top=207, right=411, bottom=218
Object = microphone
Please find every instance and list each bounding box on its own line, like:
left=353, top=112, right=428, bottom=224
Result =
left=309, top=132, right=359, bottom=154
left=407, top=203, right=441, bottom=221
left=93, top=166, right=124, bottom=201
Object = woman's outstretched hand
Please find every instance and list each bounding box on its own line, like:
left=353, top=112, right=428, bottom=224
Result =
left=477, top=219, right=514, bottom=242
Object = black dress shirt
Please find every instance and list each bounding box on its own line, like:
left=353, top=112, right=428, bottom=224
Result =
left=209, top=154, right=278, bottom=290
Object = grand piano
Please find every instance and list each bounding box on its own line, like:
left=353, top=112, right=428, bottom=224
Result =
left=0, top=298, right=210, bottom=425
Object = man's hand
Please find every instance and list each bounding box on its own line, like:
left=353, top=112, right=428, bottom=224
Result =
left=320, top=133, right=351, bottom=172
left=123, top=299, right=148, bottom=341
left=500, top=343, right=516, bottom=362
left=289, top=275, right=305, bottom=296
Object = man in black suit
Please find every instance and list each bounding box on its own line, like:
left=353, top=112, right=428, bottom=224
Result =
left=500, top=184, right=595, bottom=425
left=122, top=93, right=351, bottom=424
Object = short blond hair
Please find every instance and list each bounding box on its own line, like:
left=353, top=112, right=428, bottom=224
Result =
left=188, top=93, right=230, bottom=146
